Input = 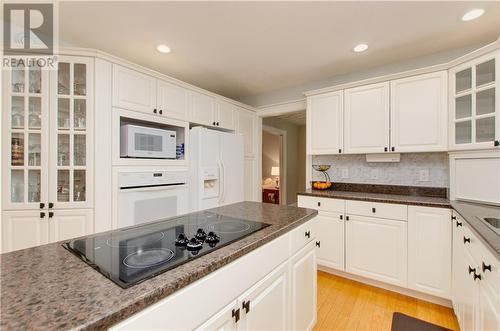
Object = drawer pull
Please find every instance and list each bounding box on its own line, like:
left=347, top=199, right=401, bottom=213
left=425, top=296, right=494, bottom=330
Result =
left=305, top=231, right=311, bottom=238
left=153, top=108, right=157, bottom=114
left=242, top=300, right=250, bottom=314
left=346, top=216, right=350, bottom=221
left=40, top=212, right=46, bottom=219
left=372, top=207, right=376, bottom=213
left=40, top=202, right=45, bottom=209
left=315, top=241, right=321, bottom=248
left=49, top=202, right=54, bottom=209
left=468, top=266, right=475, bottom=274
left=317, top=202, right=321, bottom=207
left=463, top=236, right=470, bottom=244
left=482, top=262, right=492, bottom=273
left=456, top=221, right=463, bottom=227
left=232, top=308, right=240, bottom=323
left=340, top=215, right=343, bottom=220
left=473, top=273, right=482, bottom=281
left=451, top=215, right=457, bottom=220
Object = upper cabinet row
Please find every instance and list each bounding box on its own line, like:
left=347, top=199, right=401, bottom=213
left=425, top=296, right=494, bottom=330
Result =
left=308, top=51, right=499, bottom=155
left=112, top=65, right=236, bottom=130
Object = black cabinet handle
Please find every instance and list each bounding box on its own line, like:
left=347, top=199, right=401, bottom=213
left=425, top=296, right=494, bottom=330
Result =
left=468, top=266, right=475, bottom=274
left=216, top=122, right=220, bottom=126
left=340, top=215, right=343, bottom=220
left=451, top=215, right=457, bottom=220
left=232, top=308, right=240, bottom=323
left=346, top=216, right=350, bottom=221
left=48, top=202, right=54, bottom=209
left=391, top=147, right=395, bottom=152
left=305, top=231, right=311, bottom=238
left=242, top=300, right=250, bottom=314
left=48, top=212, right=54, bottom=218
left=384, top=147, right=388, bottom=152
left=153, top=108, right=157, bottom=114
left=372, top=207, right=376, bottom=213
left=463, top=236, right=470, bottom=244
left=212, top=121, right=216, bottom=125
left=40, top=202, right=45, bottom=209
left=317, top=202, right=321, bottom=207
left=316, top=241, right=321, bottom=248
left=482, top=262, right=492, bottom=273
left=40, top=212, right=46, bottom=218
left=338, top=149, right=342, bottom=153
left=159, top=109, right=163, bottom=115
left=494, top=140, right=499, bottom=147
left=456, top=221, right=463, bottom=227
left=473, top=273, right=482, bottom=281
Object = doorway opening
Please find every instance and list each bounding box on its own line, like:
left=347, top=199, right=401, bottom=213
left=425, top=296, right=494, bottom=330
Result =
left=262, top=126, right=286, bottom=204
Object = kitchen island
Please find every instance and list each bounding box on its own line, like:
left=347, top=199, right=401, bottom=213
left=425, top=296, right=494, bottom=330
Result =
left=0, top=202, right=317, bottom=330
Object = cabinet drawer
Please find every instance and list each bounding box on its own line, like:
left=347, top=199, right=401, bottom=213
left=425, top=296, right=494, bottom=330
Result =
left=346, top=200, right=407, bottom=221
left=297, top=195, right=344, bottom=213
left=291, top=220, right=315, bottom=256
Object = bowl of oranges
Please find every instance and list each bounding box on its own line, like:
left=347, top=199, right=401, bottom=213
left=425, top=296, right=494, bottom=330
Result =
left=312, top=164, right=332, bottom=190
left=312, top=181, right=332, bottom=190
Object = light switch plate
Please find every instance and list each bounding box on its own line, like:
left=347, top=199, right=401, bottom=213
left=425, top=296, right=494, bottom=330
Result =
left=419, top=169, right=430, bottom=182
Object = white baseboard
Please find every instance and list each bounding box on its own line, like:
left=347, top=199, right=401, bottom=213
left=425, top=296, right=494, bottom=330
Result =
left=318, top=265, right=453, bottom=308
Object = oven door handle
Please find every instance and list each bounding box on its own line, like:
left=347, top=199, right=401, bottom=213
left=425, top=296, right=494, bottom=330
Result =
left=119, top=184, right=187, bottom=193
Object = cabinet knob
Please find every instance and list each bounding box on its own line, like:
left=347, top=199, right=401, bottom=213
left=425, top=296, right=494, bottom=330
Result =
left=317, top=202, right=321, bottom=207
left=494, top=140, right=499, bottom=147
left=232, top=308, right=240, bottom=323
left=384, top=147, right=388, bottom=152
left=468, top=266, right=475, bottom=274
left=346, top=216, right=350, bottom=221
left=40, top=212, right=46, bottom=219
left=212, top=121, right=216, bottom=126
left=305, top=231, right=311, bottom=238
left=372, top=207, right=376, bottom=213
left=153, top=108, right=157, bottom=114
left=482, top=262, right=492, bottom=273
left=456, top=221, right=463, bottom=227
left=242, top=300, right=251, bottom=314
left=49, top=212, right=54, bottom=218
left=473, top=272, right=482, bottom=281
left=451, top=215, right=457, bottom=220
left=391, top=147, right=395, bottom=152
left=338, top=149, right=342, bottom=153
left=159, top=109, right=163, bottom=115
left=340, top=215, right=343, bottom=220
left=315, top=241, right=321, bottom=248
left=40, top=202, right=45, bottom=209
left=463, top=236, right=470, bottom=244
left=48, top=202, right=54, bottom=209
left=216, top=122, right=220, bottom=126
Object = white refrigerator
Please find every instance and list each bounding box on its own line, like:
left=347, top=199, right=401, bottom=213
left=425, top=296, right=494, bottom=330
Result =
left=189, top=127, right=244, bottom=211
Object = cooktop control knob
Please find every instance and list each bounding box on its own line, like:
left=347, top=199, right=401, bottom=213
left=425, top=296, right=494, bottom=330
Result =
left=195, top=228, right=207, bottom=241
left=175, top=233, right=189, bottom=247
left=205, top=231, right=220, bottom=244
left=187, top=238, right=203, bottom=251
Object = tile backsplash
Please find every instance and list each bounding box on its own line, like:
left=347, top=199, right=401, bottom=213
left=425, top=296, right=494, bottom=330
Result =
left=312, top=153, right=449, bottom=188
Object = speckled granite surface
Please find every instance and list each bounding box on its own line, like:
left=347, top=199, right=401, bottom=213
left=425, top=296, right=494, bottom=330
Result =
left=0, top=202, right=317, bottom=331
left=298, top=189, right=451, bottom=208
left=451, top=201, right=500, bottom=260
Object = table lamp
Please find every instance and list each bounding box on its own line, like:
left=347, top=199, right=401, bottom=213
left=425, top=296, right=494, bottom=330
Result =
left=271, top=166, right=280, bottom=188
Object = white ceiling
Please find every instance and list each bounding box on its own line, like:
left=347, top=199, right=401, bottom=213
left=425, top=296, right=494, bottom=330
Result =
left=272, top=111, right=307, bottom=126
left=59, top=2, right=500, bottom=101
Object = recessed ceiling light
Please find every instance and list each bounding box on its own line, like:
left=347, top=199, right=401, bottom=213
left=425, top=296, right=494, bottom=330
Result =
left=156, top=44, right=171, bottom=54
left=353, top=43, right=368, bottom=53
left=462, top=9, right=485, bottom=21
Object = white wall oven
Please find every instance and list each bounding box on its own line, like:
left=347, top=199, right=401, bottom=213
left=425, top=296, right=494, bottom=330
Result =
left=120, top=124, right=176, bottom=159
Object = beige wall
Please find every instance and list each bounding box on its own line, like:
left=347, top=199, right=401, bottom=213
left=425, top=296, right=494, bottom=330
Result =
left=262, top=131, right=280, bottom=178
left=297, top=125, right=306, bottom=193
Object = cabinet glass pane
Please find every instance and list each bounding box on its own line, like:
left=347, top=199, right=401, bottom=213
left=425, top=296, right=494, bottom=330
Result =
left=58, top=63, right=70, bottom=95
left=455, top=121, right=472, bottom=144
left=28, top=133, right=41, bottom=166
left=74, top=135, right=86, bottom=166
left=476, top=88, right=495, bottom=116
left=57, top=134, right=70, bottom=166
left=11, top=170, right=24, bottom=203
left=74, top=170, right=86, bottom=202
left=74, top=64, right=86, bottom=96
left=29, top=67, right=42, bottom=93
left=11, top=132, right=24, bottom=166
left=455, top=94, right=472, bottom=119
left=456, top=68, right=472, bottom=93
left=57, top=170, right=70, bottom=202
left=11, top=66, right=25, bottom=92
left=476, top=117, right=495, bottom=143
left=58, top=98, right=70, bottom=130
left=28, top=170, right=41, bottom=202
left=476, top=59, right=495, bottom=87
left=28, top=97, right=42, bottom=129
left=11, top=96, right=25, bottom=129
left=74, top=99, right=86, bottom=130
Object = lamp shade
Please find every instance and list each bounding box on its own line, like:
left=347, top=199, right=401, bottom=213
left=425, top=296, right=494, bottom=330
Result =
left=271, top=166, right=280, bottom=176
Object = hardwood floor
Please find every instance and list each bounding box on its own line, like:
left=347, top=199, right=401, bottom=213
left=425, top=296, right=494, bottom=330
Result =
left=314, top=271, right=460, bottom=331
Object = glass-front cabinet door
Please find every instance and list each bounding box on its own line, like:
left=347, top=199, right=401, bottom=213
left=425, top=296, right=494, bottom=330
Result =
left=2, top=64, right=49, bottom=210
left=450, top=51, right=499, bottom=150
left=50, top=56, right=93, bottom=209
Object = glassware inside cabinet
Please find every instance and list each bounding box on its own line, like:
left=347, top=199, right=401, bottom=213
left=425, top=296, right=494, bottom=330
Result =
left=455, top=94, right=472, bottom=119
left=74, top=170, right=86, bottom=201
left=476, top=59, right=495, bottom=87
left=28, top=97, right=42, bottom=129
left=11, top=170, right=24, bottom=203
left=74, top=64, right=86, bottom=96
left=476, top=117, right=495, bottom=143
left=58, top=99, right=70, bottom=130
left=74, top=99, right=86, bottom=130
left=456, top=68, right=472, bottom=93
left=57, top=170, right=70, bottom=202
left=11, top=66, right=25, bottom=93
left=476, top=88, right=495, bottom=116
left=57, top=134, right=70, bottom=166
left=11, top=96, right=25, bottom=129
left=28, top=133, right=41, bottom=166
left=74, top=135, right=86, bottom=166
left=28, top=170, right=41, bottom=202
left=58, top=63, right=70, bottom=95
left=455, top=121, right=472, bottom=144
left=11, top=132, right=25, bottom=166
left=29, top=67, right=42, bottom=93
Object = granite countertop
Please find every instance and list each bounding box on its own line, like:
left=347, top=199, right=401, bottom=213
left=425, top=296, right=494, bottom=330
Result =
left=298, top=189, right=451, bottom=208
left=0, top=202, right=317, bottom=331
left=451, top=201, right=500, bottom=260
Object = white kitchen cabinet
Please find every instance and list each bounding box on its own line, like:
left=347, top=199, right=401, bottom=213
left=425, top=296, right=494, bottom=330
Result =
left=390, top=71, right=448, bottom=152
left=1, top=210, right=49, bottom=252
left=345, top=215, right=407, bottom=287
left=312, top=212, right=344, bottom=271
left=344, top=82, right=390, bottom=154
left=479, top=288, right=500, bottom=331
left=407, top=206, right=451, bottom=299
left=48, top=209, right=94, bottom=242
left=189, top=91, right=216, bottom=127
left=449, top=51, right=499, bottom=151
left=156, top=79, right=188, bottom=121
left=197, top=301, right=238, bottom=331
left=236, top=108, right=256, bottom=157
left=112, top=65, right=156, bottom=114
left=290, top=241, right=317, bottom=331
left=216, top=100, right=235, bottom=130
left=307, top=91, right=343, bottom=155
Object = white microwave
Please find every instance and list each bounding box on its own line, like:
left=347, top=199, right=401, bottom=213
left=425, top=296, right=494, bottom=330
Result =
left=120, top=124, right=176, bottom=159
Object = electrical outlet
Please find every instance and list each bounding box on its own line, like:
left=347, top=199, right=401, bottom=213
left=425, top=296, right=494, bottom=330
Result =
left=371, top=169, right=379, bottom=180
left=419, top=169, right=429, bottom=182
left=341, top=168, right=349, bottom=179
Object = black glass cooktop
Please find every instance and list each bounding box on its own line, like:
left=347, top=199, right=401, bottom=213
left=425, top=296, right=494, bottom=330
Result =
left=63, top=211, right=270, bottom=288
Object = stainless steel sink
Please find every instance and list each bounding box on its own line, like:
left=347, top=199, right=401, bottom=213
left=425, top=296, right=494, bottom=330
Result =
left=478, top=216, right=500, bottom=234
